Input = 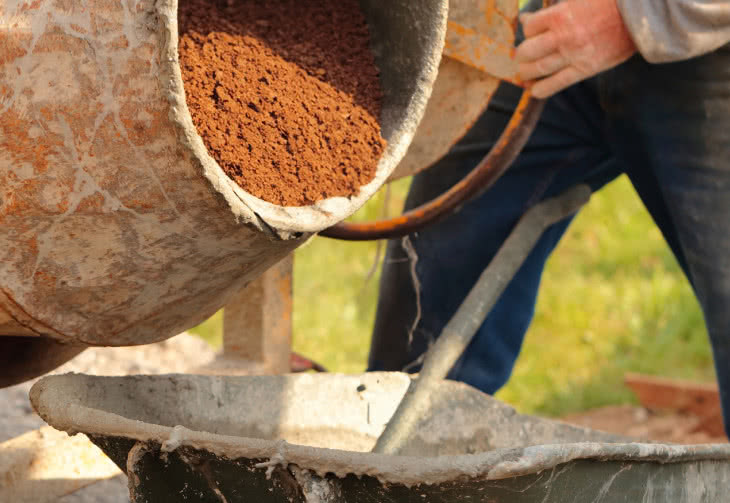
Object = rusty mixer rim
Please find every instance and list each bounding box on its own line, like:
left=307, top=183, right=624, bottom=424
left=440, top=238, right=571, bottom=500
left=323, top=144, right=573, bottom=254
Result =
left=319, top=92, right=544, bottom=241
left=319, top=0, right=553, bottom=242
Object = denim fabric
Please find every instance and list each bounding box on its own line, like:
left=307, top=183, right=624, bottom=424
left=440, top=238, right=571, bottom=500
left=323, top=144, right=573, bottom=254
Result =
left=368, top=46, right=730, bottom=433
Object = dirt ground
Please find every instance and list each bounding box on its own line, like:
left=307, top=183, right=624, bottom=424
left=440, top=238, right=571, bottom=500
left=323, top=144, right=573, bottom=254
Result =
left=562, top=405, right=728, bottom=445
left=0, top=333, right=218, bottom=503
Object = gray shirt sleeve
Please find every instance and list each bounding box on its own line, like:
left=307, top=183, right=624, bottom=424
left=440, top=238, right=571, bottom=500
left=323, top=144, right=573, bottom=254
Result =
left=616, top=0, right=730, bottom=63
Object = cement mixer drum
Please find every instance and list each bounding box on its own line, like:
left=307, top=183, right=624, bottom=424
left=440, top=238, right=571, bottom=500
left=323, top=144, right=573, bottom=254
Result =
left=0, top=0, right=447, bottom=385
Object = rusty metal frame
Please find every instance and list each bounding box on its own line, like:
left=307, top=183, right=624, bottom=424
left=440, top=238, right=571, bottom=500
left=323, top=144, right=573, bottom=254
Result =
left=320, top=0, right=552, bottom=242
left=320, top=92, right=544, bottom=240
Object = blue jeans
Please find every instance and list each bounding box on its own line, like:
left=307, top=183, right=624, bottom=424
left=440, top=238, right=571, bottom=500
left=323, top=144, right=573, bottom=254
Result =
left=368, top=46, right=730, bottom=433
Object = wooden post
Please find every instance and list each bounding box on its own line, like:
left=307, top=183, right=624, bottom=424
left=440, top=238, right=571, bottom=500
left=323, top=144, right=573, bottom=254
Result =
left=223, top=254, right=293, bottom=374
left=199, top=255, right=293, bottom=375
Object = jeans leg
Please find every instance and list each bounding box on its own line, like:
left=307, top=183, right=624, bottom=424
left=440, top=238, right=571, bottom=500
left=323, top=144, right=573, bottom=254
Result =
left=369, top=80, right=623, bottom=394
left=605, top=47, right=730, bottom=434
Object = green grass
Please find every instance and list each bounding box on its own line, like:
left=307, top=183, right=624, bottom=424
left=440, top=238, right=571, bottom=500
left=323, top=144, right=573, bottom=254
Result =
left=189, top=175, right=713, bottom=417
left=495, top=177, right=713, bottom=416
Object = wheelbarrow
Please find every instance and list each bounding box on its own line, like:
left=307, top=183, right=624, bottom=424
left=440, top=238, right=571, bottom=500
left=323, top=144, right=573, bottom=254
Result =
left=30, top=372, right=730, bottom=502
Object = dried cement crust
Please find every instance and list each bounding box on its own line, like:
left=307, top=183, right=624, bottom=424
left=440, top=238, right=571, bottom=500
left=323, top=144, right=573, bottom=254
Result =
left=0, top=0, right=446, bottom=347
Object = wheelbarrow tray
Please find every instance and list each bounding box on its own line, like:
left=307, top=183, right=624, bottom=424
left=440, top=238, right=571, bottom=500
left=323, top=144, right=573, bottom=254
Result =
left=30, top=373, right=730, bottom=502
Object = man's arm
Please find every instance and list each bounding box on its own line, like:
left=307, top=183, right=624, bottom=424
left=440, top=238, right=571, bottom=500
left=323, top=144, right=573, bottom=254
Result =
left=617, top=0, right=730, bottom=63
left=516, top=0, right=730, bottom=99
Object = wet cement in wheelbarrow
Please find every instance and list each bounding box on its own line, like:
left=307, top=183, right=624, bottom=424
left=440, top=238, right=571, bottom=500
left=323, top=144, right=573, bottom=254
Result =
left=178, top=0, right=386, bottom=207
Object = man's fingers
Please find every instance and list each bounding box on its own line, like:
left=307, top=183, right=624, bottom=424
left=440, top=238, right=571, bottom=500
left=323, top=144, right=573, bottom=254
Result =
left=519, top=8, right=557, bottom=38
left=517, top=52, right=567, bottom=81
left=515, top=31, right=558, bottom=63
left=518, top=3, right=582, bottom=97
left=530, top=66, right=584, bottom=99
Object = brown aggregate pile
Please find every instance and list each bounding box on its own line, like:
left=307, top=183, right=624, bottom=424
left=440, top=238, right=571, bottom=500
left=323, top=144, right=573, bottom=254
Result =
left=178, top=0, right=386, bottom=207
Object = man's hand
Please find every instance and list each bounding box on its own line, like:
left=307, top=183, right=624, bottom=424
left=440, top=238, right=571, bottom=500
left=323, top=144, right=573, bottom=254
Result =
left=516, top=0, right=637, bottom=99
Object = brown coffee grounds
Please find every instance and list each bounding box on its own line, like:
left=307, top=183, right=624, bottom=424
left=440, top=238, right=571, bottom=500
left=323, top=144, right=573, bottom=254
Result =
left=178, top=0, right=386, bottom=207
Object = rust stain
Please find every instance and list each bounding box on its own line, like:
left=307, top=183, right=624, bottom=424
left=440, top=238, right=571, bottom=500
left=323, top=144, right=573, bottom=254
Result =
left=0, top=31, right=30, bottom=66
left=89, top=0, right=125, bottom=36
left=0, top=83, right=12, bottom=101
left=0, top=109, right=53, bottom=175
left=69, top=23, right=87, bottom=34
left=53, top=0, right=85, bottom=15
left=74, top=192, right=106, bottom=213
left=18, top=0, right=42, bottom=13
left=442, top=0, right=522, bottom=83
left=118, top=101, right=167, bottom=147
left=33, top=27, right=89, bottom=56
left=106, top=34, right=129, bottom=50
left=445, top=20, right=517, bottom=81
left=33, top=269, right=57, bottom=287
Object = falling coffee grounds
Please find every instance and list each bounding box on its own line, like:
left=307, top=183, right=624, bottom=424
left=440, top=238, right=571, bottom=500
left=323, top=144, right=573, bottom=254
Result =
left=178, top=0, right=386, bottom=207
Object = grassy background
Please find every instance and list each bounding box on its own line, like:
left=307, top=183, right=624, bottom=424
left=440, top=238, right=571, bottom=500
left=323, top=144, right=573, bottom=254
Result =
left=189, top=175, right=714, bottom=417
